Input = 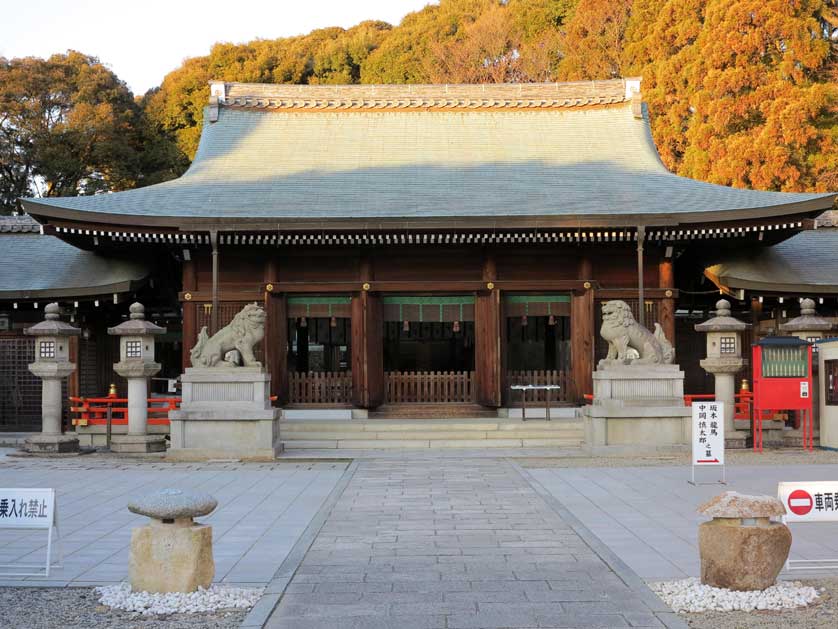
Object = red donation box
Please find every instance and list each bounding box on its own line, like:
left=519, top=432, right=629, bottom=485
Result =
left=752, top=337, right=814, bottom=451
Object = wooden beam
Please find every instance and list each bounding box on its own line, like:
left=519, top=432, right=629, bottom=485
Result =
left=571, top=289, right=595, bottom=402
left=596, top=288, right=678, bottom=299
left=182, top=258, right=198, bottom=371
left=264, top=257, right=288, bottom=404
left=658, top=259, right=675, bottom=344
left=475, top=252, right=502, bottom=407
left=179, top=280, right=599, bottom=301
left=351, top=291, right=384, bottom=408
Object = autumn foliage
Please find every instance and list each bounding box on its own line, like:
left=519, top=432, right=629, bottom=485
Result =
left=1, top=0, right=836, bottom=211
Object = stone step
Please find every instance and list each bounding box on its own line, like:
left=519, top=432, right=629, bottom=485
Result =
left=281, top=436, right=585, bottom=449
left=280, top=429, right=584, bottom=441
left=280, top=419, right=583, bottom=433
left=369, top=404, right=499, bottom=419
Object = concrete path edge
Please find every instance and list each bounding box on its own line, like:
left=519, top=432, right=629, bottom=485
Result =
left=510, top=460, right=689, bottom=629
left=240, top=459, right=360, bottom=628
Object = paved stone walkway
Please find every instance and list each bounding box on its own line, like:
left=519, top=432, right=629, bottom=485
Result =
left=265, top=458, right=681, bottom=629
left=0, top=453, right=346, bottom=586
left=529, top=463, right=838, bottom=581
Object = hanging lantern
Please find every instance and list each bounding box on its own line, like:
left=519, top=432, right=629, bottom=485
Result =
left=453, top=320, right=460, bottom=333
left=300, top=317, right=307, bottom=328
left=521, top=314, right=528, bottom=327
left=330, top=316, right=337, bottom=328
left=548, top=314, right=556, bottom=326
left=403, top=320, right=410, bottom=332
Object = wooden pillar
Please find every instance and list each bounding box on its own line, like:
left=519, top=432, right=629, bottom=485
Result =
left=475, top=252, right=502, bottom=407
left=351, top=255, right=383, bottom=408
left=351, top=290, right=383, bottom=408
left=181, top=258, right=198, bottom=372
left=264, top=257, right=288, bottom=404
left=659, top=258, right=675, bottom=344
left=571, top=255, right=594, bottom=402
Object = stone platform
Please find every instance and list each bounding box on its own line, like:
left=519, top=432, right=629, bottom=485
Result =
left=168, top=367, right=281, bottom=460
left=584, top=364, right=690, bottom=454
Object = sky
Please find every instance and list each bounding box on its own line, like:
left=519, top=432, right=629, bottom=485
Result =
left=1, top=0, right=436, bottom=94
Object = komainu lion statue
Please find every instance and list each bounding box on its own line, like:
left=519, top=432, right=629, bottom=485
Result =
left=190, top=303, right=266, bottom=368
left=599, top=300, right=674, bottom=367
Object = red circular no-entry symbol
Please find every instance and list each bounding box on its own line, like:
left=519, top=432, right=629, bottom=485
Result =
left=788, top=489, right=814, bottom=516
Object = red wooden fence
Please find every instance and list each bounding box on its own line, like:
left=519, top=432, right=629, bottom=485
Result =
left=289, top=371, right=352, bottom=405
left=385, top=371, right=475, bottom=404
left=506, top=370, right=571, bottom=403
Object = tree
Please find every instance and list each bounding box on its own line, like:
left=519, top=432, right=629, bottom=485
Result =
left=556, top=0, right=632, bottom=81
left=0, top=51, right=184, bottom=213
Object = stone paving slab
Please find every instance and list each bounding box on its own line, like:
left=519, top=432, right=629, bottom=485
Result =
left=0, top=454, right=347, bottom=586
left=264, top=458, right=684, bottom=629
left=529, top=463, right=838, bottom=581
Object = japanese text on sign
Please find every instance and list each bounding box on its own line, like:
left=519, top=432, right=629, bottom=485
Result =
left=778, top=482, right=838, bottom=523
left=692, top=402, right=724, bottom=466
left=0, top=489, right=55, bottom=529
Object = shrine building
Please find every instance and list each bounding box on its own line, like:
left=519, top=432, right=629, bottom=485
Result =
left=14, top=78, right=837, bottom=419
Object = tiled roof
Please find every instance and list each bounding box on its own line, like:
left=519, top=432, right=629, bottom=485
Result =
left=0, top=214, right=40, bottom=233
left=21, top=80, right=835, bottom=227
left=706, top=226, right=838, bottom=294
left=220, top=80, right=630, bottom=110
left=0, top=223, right=150, bottom=299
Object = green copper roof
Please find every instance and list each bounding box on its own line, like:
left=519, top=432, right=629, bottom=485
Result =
left=706, top=229, right=838, bottom=294
left=0, top=221, right=150, bottom=299
left=21, top=83, right=835, bottom=228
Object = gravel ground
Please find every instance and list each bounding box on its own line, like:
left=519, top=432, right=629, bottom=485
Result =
left=683, top=578, right=838, bottom=629
left=517, top=447, right=838, bottom=468
left=0, top=587, right=247, bottom=629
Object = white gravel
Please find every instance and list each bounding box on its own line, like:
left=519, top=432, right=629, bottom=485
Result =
left=652, top=577, right=820, bottom=613
left=95, top=583, right=263, bottom=615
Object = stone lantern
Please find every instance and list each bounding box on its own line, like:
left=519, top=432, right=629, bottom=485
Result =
left=108, top=303, right=167, bottom=453
left=695, top=299, right=751, bottom=448
left=780, top=297, right=833, bottom=442
left=23, top=303, right=80, bottom=454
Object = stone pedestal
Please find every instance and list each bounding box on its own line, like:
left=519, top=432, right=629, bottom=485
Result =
left=111, top=362, right=167, bottom=454
left=697, top=492, right=791, bottom=591
left=128, top=488, right=217, bottom=593
left=584, top=364, right=690, bottom=454
left=25, top=363, right=80, bottom=454
left=700, top=358, right=748, bottom=449
left=168, top=367, right=281, bottom=460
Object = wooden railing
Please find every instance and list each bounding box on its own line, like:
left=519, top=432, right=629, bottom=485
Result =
left=69, top=394, right=180, bottom=426
left=385, top=371, right=475, bottom=404
left=506, top=370, right=570, bottom=403
left=289, top=371, right=352, bottom=405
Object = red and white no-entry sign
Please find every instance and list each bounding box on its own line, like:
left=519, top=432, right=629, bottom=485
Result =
left=787, top=489, right=813, bottom=516
left=778, top=482, right=838, bottom=522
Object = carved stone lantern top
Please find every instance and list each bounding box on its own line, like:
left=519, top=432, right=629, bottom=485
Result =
left=107, top=302, right=167, bottom=336
left=694, top=299, right=751, bottom=333
left=24, top=303, right=80, bottom=338
left=780, top=298, right=833, bottom=333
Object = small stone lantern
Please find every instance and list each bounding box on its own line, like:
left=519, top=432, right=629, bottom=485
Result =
left=779, top=298, right=834, bottom=343
left=695, top=299, right=751, bottom=448
left=108, top=303, right=167, bottom=453
left=128, top=488, right=217, bottom=593
left=24, top=303, right=80, bottom=454
left=697, top=491, right=790, bottom=591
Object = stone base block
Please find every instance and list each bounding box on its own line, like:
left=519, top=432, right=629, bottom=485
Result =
left=129, top=521, right=214, bottom=593
left=583, top=405, right=691, bottom=453
left=24, top=434, right=80, bottom=454
left=75, top=423, right=169, bottom=448
left=168, top=412, right=281, bottom=460
left=699, top=519, right=791, bottom=591
left=111, top=434, right=167, bottom=454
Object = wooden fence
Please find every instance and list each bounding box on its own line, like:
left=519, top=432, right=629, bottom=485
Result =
left=506, top=370, right=571, bottom=403
left=289, top=371, right=352, bottom=405
left=385, top=371, right=476, bottom=404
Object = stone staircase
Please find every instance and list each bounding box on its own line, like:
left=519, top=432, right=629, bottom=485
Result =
left=279, top=413, right=585, bottom=450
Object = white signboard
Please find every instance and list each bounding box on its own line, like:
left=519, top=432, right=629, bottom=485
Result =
left=0, top=488, right=61, bottom=577
left=0, top=488, right=54, bottom=529
left=778, top=481, right=838, bottom=523
left=692, top=401, right=724, bottom=466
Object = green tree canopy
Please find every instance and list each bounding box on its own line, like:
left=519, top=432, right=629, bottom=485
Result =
left=0, top=51, right=185, bottom=214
